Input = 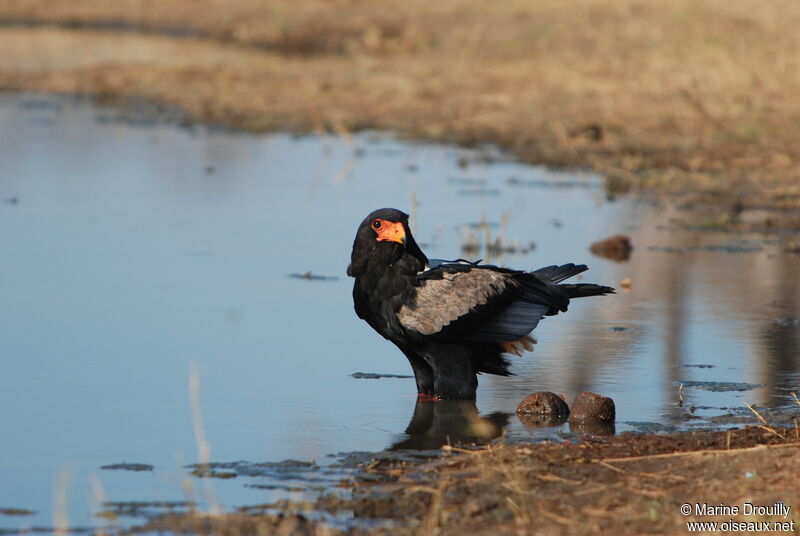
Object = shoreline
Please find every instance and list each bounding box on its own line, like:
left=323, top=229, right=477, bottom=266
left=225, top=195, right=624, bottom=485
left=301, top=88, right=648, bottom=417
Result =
left=112, top=425, right=800, bottom=535
left=1, top=1, right=800, bottom=232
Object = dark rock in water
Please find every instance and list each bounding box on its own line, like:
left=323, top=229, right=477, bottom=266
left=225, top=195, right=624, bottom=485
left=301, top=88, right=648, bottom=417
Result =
left=568, top=392, right=616, bottom=424
left=516, top=392, right=570, bottom=426
left=590, top=234, right=633, bottom=262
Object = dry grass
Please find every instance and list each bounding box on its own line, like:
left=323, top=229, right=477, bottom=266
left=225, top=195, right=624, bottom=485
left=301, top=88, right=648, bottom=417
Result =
left=117, top=426, right=800, bottom=536
left=1, top=0, right=800, bottom=213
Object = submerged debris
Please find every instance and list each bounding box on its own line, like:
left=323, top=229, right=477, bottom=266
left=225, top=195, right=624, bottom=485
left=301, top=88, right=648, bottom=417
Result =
left=507, top=176, right=596, bottom=189
left=100, top=500, right=196, bottom=518
left=189, top=467, right=237, bottom=479
left=185, top=460, right=320, bottom=480
left=678, top=381, right=763, bottom=392
left=100, top=462, right=154, bottom=472
left=289, top=271, right=338, bottom=281
left=351, top=372, right=414, bottom=379
left=0, top=508, right=36, bottom=517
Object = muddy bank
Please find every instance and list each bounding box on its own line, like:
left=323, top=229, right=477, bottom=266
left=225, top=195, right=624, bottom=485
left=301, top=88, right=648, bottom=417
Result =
left=109, top=426, right=799, bottom=536
left=1, top=1, right=800, bottom=229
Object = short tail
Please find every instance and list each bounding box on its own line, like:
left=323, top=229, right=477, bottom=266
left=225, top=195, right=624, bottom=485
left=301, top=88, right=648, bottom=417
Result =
left=534, top=263, right=615, bottom=298
left=561, top=283, right=616, bottom=299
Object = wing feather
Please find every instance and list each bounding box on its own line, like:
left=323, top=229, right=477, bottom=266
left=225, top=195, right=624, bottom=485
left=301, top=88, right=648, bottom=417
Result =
left=397, top=268, right=511, bottom=335
left=464, top=301, right=549, bottom=342
left=393, top=261, right=608, bottom=355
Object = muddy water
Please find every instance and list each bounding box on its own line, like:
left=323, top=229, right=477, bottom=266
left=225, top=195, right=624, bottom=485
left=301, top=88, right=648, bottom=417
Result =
left=1, top=95, right=799, bottom=532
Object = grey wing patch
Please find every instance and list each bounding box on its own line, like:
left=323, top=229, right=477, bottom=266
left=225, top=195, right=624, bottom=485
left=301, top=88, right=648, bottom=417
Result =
left=397, top=269, right=510, bottom=335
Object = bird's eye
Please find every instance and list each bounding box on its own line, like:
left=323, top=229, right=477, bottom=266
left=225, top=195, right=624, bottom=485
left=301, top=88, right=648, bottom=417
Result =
left=372, top=220, right=382, bottom=230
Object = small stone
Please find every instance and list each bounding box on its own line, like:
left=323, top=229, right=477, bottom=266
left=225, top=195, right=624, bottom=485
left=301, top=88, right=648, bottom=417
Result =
left=590, top=234, right=632, bottom=262
left=568, top=392, right=616, bottom=424
left=516, top=392, right=570, bottom=417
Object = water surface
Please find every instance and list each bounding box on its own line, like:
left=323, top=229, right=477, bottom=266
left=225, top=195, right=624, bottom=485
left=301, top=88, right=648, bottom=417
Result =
left=1, top=95, right=798, bottom=532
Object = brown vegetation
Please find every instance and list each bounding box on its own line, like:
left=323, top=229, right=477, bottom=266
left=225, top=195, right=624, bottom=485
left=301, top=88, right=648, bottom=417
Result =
left=1, top=0, right=800, bottom=219
left=118, top=426, right=800, bottom=536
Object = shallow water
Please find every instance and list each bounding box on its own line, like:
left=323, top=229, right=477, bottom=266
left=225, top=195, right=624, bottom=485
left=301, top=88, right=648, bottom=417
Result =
left=1, top=95, right=799, bottom=532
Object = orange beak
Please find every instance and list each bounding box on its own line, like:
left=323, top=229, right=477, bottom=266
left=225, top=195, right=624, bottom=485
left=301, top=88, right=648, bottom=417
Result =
left=374, top=220, right=406, bottom=245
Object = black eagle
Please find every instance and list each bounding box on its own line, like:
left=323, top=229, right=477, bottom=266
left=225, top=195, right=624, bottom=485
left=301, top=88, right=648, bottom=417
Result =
left=347, top=208, right=614, bottom=399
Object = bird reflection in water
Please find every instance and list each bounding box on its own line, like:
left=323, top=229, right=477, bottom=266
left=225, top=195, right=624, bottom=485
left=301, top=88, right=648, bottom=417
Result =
left=390, top=399, right=510, bottom=450
left=391, top=399, right=617, bottom=451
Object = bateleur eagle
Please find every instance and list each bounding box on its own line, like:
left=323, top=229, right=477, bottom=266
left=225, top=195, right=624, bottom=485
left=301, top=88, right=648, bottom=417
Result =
left=348, top=208, right=615, bottom=399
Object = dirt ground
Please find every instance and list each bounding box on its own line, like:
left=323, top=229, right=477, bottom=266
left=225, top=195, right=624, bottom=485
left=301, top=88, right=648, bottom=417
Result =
left=1, top=0, right=800, bottom=229
left=124, top=426, right=800, bottom=535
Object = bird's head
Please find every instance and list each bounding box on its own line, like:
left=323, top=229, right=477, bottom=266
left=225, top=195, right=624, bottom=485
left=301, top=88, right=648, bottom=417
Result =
left=347, top=208, right=428, bottom=277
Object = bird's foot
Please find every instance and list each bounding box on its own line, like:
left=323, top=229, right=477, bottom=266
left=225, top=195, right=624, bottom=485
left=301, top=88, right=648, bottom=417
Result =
left=417, top=392, right=440, bottom=402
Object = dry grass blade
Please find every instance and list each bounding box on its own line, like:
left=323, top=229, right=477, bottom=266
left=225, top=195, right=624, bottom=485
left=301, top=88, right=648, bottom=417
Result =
left=744, top=403, right=769, bottom=425
left=758, top=425, right=786, bottom=439
left=601, top=442, right=800, bottom=463
left=596, top=460, right=627, bottom=474
left=744, top=403, right=786, bottom=438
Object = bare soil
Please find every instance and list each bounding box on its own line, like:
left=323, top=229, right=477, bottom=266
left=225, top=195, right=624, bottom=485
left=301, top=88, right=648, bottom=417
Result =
left=121, top=426, right=800, bottom=535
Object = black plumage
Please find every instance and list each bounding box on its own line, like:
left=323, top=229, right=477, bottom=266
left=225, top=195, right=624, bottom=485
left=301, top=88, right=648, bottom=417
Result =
left=348, top=208, right=615, bottom=399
